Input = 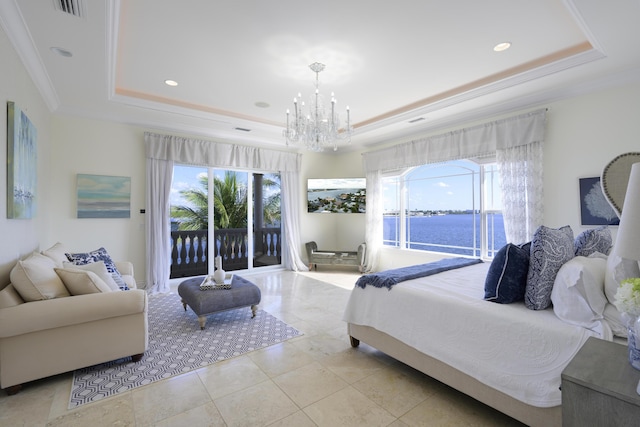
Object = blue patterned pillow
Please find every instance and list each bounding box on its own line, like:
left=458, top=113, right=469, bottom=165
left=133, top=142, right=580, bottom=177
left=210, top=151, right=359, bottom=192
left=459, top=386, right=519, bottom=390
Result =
left=65, top=247, right=128, bottom=290
left=484, top=242, right=530, bottom=304
left=574, top=226, right=612, bottom=257
left=525, top=225, right=574, bottom=310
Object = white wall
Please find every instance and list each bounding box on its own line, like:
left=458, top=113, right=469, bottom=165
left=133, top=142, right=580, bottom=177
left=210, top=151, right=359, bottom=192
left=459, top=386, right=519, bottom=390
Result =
left=17, top=81, right=640, bottom=281
left=544, top=83, right=640, bottom=236
left=3, top=13, right=639, bottom=282
left=299, top=150, right=366, bottom=254
left=368, top=82, right=640, bottom=270
left=0, top=26, right=51, bottom=286
left=46, top=117, right=147, bottom=282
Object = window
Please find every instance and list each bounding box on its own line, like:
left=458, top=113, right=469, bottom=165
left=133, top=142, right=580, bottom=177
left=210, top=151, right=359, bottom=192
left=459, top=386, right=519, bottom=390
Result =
left=169, top=165, right=282, bottom=278
left=382, top=159, right=506, bottom=258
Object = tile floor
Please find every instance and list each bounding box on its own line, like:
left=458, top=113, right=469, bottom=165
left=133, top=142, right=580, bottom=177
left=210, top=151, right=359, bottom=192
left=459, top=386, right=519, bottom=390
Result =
left=0, top=270, right=525, bottom=426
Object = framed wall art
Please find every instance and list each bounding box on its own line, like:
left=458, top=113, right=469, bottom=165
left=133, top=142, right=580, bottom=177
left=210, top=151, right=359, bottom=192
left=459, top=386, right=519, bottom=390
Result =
left=7, top=101, right=37, bottom=219
left=77, top=174, right=131, bottom=218
left=579, top=176, right=619, bottom=226
left=307, top=178, right=366, bottom=213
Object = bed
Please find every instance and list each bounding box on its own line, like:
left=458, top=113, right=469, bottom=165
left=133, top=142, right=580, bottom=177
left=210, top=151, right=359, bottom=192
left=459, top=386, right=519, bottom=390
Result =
left=343, top=240, right=623, bottom=427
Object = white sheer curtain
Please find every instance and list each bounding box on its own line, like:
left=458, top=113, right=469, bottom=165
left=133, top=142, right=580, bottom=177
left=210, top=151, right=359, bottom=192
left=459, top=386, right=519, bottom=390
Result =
left=497, top=141, right=544, bottom=244
left=281, top=169, right=309, bottom=271
left=145, top=156, right=174, bottom=293
left=144, top=132, right=307, bottom=292
left=362, top=109, right=547, bottom=268
left=363, top=169, right=383, bottom=273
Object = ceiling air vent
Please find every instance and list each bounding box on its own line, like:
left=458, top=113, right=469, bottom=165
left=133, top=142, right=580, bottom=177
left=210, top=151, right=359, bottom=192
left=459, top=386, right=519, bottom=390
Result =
left=53, top=0, right=86, bottom=18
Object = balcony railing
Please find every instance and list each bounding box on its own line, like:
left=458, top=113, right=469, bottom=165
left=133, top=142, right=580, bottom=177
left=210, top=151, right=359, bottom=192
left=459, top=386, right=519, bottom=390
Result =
left=170, top=227, right=281, bottom=278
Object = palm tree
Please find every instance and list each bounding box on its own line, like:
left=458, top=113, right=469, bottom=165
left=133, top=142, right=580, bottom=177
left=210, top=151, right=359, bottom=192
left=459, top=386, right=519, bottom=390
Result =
left=262, top=174, right=281, bottom=226
left=212, top=171, right=247, bottom=229
left=170, top=174, right=208, bottom=230
left=171, top=171, right=281, bottom=229
left=171, top=171, right=248, bottom=230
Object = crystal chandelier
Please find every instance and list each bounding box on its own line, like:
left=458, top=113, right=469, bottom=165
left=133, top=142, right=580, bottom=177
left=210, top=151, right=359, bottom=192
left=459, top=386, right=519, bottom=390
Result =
left=284, top=62, right=353, bottom=152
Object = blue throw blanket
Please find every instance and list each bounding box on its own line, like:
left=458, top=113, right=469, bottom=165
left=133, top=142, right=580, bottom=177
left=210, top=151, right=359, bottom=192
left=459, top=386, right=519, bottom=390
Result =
left=355, top=257, right=483, bottom=290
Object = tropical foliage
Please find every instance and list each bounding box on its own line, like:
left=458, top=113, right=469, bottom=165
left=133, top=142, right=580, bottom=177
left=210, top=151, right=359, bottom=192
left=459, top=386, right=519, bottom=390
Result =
left=171, top=170, right=280, bottom=230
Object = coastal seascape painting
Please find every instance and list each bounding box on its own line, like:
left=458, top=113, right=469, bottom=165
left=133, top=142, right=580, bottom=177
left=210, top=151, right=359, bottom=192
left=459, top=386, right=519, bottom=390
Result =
left=307, top=178, right=366, bottom=213
left=77, top=174, right=131, bottom=218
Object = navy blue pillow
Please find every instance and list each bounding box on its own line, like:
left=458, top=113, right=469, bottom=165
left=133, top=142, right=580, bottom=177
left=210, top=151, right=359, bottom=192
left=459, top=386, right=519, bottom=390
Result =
left=484, top=243, right=530, bottom=303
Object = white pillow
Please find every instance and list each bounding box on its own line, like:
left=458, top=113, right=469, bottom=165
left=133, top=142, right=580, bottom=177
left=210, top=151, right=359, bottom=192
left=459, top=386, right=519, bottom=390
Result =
left=41, top=242, right=69, bottom=268
left=10, top=252, right=71, bottom=301
left=54, top=268, right=113, bottom=295
left=551, top=256, right=608, bottom=336
left=62, top=260, right=121, bottom=292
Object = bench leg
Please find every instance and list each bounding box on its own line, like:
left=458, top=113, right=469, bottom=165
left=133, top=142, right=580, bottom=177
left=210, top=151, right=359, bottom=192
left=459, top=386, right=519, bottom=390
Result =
left=198, top=316, right=207, bottom=330
left=251, top=304, right=258, bottom=318
left=181, top=299, right=187, bottom=311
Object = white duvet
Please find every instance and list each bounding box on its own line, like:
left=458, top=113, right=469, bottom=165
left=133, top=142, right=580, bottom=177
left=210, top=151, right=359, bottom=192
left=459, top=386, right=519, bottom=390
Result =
left=342, top=262, right=602, bottom=407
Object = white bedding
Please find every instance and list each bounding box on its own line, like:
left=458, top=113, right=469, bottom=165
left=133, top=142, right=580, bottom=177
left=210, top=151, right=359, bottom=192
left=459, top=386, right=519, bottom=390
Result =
left=343, top=262, right=604, bottom=407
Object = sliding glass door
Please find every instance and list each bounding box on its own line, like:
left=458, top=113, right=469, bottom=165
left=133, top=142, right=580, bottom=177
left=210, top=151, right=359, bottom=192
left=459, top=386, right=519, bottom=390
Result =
left=169, top=165, right=281, bottom=278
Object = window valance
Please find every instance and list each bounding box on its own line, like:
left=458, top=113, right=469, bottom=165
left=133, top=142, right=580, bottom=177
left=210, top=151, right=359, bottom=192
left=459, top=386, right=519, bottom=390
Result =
left=144, top=132, right=301, bottom=172
left=362, top=109, right=546, bottom=173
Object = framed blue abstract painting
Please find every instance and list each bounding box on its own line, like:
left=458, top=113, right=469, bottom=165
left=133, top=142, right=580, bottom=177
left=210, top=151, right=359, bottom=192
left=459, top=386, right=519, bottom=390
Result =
left=7, top=101, right=37, bottom=219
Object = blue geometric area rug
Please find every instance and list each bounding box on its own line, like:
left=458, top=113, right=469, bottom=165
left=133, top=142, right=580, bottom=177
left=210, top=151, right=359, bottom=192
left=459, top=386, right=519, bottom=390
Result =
left=69, top=292, right=302, bottom=408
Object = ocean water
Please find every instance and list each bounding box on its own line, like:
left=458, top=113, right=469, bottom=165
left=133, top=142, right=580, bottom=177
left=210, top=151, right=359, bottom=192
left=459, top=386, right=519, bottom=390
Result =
left=383, top=213, right=506, bottom=257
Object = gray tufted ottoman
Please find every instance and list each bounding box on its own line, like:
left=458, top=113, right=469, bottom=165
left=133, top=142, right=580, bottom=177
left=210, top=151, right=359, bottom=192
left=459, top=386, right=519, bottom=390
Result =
left=178, top=275, right=261, bottom=330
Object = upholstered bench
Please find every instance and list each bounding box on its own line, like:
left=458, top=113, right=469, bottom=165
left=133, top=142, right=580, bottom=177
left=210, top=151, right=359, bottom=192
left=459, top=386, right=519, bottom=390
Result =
left=177, top=275, right=261, bottom=330
left=305, top=241, right=366, bottom=272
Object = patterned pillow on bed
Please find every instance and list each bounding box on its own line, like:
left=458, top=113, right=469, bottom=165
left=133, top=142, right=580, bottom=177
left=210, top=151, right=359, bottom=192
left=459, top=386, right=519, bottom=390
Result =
left=525, top=225, right=575, bottom=310
left=484, top=242, right=530, bottom=304
left=574, top=226, right=612, bottom=257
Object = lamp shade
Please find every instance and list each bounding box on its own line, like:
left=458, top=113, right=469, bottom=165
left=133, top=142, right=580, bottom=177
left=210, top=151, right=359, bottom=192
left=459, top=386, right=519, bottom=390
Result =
left=614, top=162, right=640, bottom=261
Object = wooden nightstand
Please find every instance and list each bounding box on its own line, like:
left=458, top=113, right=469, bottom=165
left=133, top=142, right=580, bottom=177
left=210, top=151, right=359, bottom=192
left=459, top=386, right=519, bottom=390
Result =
left=562, top=336, right=640, bottom=426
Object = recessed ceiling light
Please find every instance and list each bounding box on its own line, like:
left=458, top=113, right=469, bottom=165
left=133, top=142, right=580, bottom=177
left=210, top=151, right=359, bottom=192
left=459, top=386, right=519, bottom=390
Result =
left=50, top=47, right=73, bottom=57
left=493, top=42, right=511, bottom=52
left=164, top=79, right=178, bottom=87
left=255, top=102, right=270, bottom=108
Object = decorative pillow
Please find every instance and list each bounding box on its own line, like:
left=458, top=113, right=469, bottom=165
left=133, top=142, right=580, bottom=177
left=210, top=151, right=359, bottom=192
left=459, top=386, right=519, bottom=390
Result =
left=9, top=252, right=71, bottom=301
left=525, top=225, right=575, bottom=310
left=0, top=284, right=25, bottom=308
left=484, top=243, right=530, bottom=304
left=41, top=242, right=69, bottom=267
left=62, top=260, right=121, bottom=292
left=65, top=247, right=128, bottom=290
left=551, top=256, right=608, bottom=334
left=54, top=268, right=113, bottom=295
left=574, top=227, right=612, bottom=257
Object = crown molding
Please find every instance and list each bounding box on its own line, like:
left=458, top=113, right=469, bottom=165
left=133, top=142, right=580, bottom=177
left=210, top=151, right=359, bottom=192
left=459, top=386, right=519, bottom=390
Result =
left=0, top=0, right=59, bottom=111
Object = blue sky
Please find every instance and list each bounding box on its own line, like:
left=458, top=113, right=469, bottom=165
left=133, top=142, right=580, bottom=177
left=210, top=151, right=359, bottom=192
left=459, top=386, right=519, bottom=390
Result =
left=172, top=162, right=501, bottom=212
left=383, top=161, right=502, bottom=212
